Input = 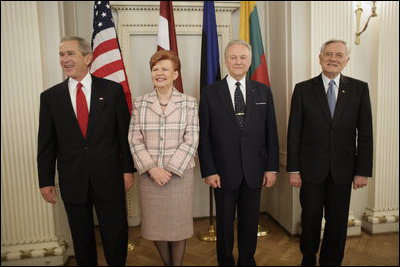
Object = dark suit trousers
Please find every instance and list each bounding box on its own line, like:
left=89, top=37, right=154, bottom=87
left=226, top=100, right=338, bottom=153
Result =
left=64, top=186, right=128, bottom=266
left=214, top=179, right=261, bottom=266
left=300, top=175, right=352, bottom=266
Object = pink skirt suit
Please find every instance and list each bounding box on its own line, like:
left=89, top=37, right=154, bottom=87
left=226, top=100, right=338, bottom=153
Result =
left=128, top=89, right=199, bottom=241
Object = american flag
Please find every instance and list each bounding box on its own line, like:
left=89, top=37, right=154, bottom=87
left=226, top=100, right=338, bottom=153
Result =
left=90, top=1, right=132, bottom=114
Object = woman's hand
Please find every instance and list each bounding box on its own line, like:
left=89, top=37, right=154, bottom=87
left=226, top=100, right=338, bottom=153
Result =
left=148, top=167, right=172, bottom=186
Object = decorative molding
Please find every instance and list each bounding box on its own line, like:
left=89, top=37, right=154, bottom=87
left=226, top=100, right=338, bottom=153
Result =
left=347, top=213, right=362, bottom=236
left=111, top=1, right=240, bottom=12
left=362, top=208, right=399, bottom=233
left=362, top=213, right=399, bottom=234
left=1, top=241, right=68, bottom=264
left=119, top=24, right=231, bottom=29
left=348, top=212, right=363, bottom=227
left=363, top=213, right=399, bottom=224
left=1, top=237, right=59, bottom=247
left=298, top=212, right=362, bottom=238
left=113, top=6, right=238, bottom=13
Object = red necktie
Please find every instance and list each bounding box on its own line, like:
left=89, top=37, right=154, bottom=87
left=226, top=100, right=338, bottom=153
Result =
left=76, top=82, right=88, bottom=138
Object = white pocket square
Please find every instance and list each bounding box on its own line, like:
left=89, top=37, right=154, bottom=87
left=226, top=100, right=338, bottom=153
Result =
left=255, top=102, right=266, bottom=105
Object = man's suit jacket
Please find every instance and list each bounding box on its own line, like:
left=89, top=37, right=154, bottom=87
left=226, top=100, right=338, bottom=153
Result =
left=37, top=75, right=135, bottom=204
left=287, top=74, right=373, bottom=184
left=198, top=78, right=279, bottom=190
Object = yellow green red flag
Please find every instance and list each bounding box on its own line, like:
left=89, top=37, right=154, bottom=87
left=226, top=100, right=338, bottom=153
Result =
left=239, top=1, right=270, bottom=86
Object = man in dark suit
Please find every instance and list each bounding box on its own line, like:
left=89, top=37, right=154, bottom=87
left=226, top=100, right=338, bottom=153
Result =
left=37, top=36, right=135, bottom=266
left=198, top=39, right=279, bottom=266
left=287, top=39, right=373, bottom=266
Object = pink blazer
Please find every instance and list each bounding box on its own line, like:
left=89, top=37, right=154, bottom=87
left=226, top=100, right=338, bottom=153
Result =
left=128, top=89, right=199, bottom=177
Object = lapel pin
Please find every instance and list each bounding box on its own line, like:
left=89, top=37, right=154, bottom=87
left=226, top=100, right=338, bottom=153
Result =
left=341, top=90, right=346, bottom=93
left=99, top=97, right=104, bottom=100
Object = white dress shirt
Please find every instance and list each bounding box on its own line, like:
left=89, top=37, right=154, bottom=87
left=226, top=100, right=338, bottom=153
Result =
left=68, top=72, right=92, bottom=117
left=321, top=73, right=340, bottom=100
left=226, top=74, right=246, bottom=109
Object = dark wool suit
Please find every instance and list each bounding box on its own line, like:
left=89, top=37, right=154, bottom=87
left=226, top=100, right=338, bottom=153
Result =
left=198, top=78, right=279, bottom=266
left=287, top=74, right=373, bottom=266
left=37, top=75, right=135, bottom=265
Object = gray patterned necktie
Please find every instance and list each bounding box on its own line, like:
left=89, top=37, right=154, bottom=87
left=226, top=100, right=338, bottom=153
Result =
left=234, top=82, right=245, bottom=127
left=327, top=80, right=336, bottom=118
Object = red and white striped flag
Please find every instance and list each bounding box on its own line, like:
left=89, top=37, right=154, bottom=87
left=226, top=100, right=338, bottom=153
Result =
left=90, top=1, right=132, bottom=114
left=157, top=1, right=183, bottom=93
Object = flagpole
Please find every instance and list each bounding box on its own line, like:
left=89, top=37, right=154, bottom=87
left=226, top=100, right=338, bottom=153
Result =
left=258, top=225, right=270, bottom=237
left=257, top=207, right=271, bottom=236
left=257, top=188, right=271, bottom=237
left=198, top=186, right=217, bottom=241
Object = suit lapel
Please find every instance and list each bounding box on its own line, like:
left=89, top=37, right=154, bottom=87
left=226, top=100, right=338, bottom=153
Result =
left=217, top=79, right=238, bottom=126
left=144, top=90, right=183, bottom=118
left=86, top=76, right=105, bottom=140
left=146, top=90, right=164, bottom=117
left=332, top=75, right=351, bottom=127
left=163, top=89, right=182, bottom=117
left=313, top=75, right=333, bottom=123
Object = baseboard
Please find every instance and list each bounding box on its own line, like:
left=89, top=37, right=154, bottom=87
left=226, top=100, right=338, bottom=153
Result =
left=362, top=220, right=399, bottom=234
left=1, top=241, right=69, bottom=266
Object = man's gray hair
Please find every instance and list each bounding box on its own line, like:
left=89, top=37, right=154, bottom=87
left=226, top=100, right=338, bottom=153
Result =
left=224, top=39, right=252, bottom=59
left=320, top=39, right=351, bottom=57
left=61, top=36, right=92, bottom=56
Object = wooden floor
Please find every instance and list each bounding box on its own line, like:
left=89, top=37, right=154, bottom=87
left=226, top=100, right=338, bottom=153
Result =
left=64, top=213, right=399, bottom=266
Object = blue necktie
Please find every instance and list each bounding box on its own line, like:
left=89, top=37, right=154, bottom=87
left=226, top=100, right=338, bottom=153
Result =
left=234, top=82, right=245, bottom=127
left=327, top=80, right=336, bottom=118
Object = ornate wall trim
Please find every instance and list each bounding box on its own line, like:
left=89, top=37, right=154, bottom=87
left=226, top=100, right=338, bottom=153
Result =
left=1, top=241, right=68, bottom=265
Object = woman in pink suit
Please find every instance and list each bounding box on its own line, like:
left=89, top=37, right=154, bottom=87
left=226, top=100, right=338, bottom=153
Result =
left=128, top=50, right=199, bottom=266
